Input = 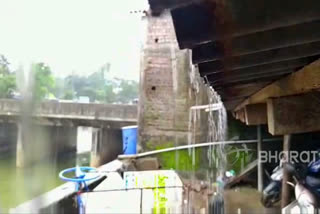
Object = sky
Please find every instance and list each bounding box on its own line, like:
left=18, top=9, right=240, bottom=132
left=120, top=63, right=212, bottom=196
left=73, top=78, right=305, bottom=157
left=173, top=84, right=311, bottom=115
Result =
left=0, top=0, right=148, bottom=80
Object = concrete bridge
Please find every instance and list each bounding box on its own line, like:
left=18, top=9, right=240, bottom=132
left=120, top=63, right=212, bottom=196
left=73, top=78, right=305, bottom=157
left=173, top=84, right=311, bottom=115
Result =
left=0, top=99, right=137, bottom=128
left=0, top=99, right=138, bottom=168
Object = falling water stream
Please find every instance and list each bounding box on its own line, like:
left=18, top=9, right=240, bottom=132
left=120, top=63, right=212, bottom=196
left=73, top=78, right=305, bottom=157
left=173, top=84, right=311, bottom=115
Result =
left=186, top=56, right=228, bottom=213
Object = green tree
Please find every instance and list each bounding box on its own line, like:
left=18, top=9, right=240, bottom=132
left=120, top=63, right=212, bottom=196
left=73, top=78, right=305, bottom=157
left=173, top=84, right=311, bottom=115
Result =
left=31, top=63, right=55, bottom=100
left=117, top=79, right=139, bottom=103
left=0, top=55, right=16, bottom=98
left=0, top=75, right=16, bottom=98
left=63, top=69, right=112, bottom=102
left=104, top=83, right=116, bottom=103
left=0, top=55, right=10, bottom=74
left=54, top=63, right=138, bottom=104
left=87, top=70, right=105, bottom=89
left=62, top=90, right=75, bottom=100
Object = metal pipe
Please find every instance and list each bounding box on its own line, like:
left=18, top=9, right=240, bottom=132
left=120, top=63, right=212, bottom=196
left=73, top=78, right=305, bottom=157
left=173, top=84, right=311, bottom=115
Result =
left=190, top=103, right=223, bottom=111
left=257, top=125, right=264, bottom=192
left=118, top=138, right=281, bottom=159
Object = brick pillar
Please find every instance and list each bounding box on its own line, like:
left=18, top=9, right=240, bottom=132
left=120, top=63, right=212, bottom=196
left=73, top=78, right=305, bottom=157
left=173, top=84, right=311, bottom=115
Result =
left=139, top=11, right=209, bottom=151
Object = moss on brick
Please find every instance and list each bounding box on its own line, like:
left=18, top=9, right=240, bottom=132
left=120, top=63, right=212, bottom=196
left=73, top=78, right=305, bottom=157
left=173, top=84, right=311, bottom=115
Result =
left=144, top=141, right=201, bottom=171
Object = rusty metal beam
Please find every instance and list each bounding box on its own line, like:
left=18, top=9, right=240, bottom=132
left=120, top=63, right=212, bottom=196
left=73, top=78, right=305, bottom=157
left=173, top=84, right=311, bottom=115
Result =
left=235, top=58, right=320, bottom=111
left=208, top=68, right=297, bottom=85
left=211, top=70, right=292, bottom=88
left=216, top=81, right=272, bottom=101
left=199, top=41, right=320, bottom=72
left=171, top=0, right=320, bottom=48
left=207, top=65, right=304, bottom=83
left=200, top=56, right=318, bottom=77
left=192, top=20, right=320, bottom=63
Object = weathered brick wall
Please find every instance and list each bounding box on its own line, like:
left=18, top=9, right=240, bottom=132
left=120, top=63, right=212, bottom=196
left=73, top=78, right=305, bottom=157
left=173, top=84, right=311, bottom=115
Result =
left=139, top=11, right=209, bottom=151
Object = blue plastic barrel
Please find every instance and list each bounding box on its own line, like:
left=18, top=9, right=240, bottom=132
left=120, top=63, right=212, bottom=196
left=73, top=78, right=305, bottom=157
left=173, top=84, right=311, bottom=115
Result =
left=121, top=125, right=138, bottom=154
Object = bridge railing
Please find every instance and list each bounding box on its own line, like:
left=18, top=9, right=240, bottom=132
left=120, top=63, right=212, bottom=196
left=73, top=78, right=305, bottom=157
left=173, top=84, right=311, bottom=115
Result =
left=0, top=99, right=138, bottom=121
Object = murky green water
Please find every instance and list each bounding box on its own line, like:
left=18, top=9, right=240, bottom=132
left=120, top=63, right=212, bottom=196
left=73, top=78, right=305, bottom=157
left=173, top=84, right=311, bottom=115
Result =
left=0, top=154, right=77, bottom=212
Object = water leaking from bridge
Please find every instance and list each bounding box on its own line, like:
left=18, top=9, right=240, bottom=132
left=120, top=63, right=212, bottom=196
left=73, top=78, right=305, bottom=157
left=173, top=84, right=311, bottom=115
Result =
left=184, top=59, right=228, bottom=212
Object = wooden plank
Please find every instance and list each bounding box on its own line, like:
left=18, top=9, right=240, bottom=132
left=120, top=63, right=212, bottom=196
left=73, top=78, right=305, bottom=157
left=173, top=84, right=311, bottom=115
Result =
left=267, top=93, right=320, bottom=135
left=225, top=159, right=258, bottom=189
left=245, top=104, right=267, bottom=125
left=235, top=58, right=320, bottom=111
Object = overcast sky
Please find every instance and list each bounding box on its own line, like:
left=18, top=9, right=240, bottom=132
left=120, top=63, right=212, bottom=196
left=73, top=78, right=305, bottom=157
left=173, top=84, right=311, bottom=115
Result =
left=0, top=0, right=148, bottom=80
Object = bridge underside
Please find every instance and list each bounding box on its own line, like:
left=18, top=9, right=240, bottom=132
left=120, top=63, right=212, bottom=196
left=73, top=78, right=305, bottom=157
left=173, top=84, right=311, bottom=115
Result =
left=148, top=0, right=320, bottom=135
left=148, top=1, right=320, bottom=207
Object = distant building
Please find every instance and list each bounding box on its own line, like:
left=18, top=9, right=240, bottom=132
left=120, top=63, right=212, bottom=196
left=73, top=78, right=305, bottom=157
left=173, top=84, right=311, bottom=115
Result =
left=78, top=96, right=90, bottom=103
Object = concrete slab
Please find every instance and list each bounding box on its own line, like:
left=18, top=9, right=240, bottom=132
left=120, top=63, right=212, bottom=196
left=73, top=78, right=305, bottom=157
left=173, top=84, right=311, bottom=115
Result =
left=84, top=170, right=184, bottom=214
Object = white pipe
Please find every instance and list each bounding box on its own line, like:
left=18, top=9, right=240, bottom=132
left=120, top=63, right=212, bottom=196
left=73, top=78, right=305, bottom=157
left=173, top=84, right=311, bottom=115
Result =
left=190, top=103, right=223, bottom=112
left=118, top=138, right=281, bottom=159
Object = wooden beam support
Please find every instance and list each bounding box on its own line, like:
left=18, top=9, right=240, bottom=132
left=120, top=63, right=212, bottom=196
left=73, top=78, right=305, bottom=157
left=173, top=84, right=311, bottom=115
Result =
left=267, top=93, right=320, bottom=135
left=245, top=104, right=267, bottom=125
left=257, top=125, right=263, bottom=192
left=281, top=135, right=292, bottom=209
left=235, top=58, right=320, bottom=111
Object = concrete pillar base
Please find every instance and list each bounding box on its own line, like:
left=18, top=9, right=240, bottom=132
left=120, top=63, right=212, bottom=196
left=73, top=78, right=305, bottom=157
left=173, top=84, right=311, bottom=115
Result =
left=16, top=124, right=77, bottom=168
left=90, top=128, right=122, bottom=167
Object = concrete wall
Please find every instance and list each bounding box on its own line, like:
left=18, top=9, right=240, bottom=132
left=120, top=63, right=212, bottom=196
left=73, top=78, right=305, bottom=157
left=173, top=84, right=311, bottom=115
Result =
left=139, top=11, right=209, bottom=151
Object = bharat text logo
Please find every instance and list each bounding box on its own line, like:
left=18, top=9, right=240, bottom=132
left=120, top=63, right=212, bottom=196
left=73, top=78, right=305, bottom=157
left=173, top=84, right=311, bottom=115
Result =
left=259, top=151, right=318, bottom=163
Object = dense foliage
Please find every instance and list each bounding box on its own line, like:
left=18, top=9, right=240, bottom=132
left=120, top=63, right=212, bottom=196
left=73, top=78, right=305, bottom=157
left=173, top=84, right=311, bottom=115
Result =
left=0, top=55, right=16, bottom=98
left=0, top=55, right=139, bottom=103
